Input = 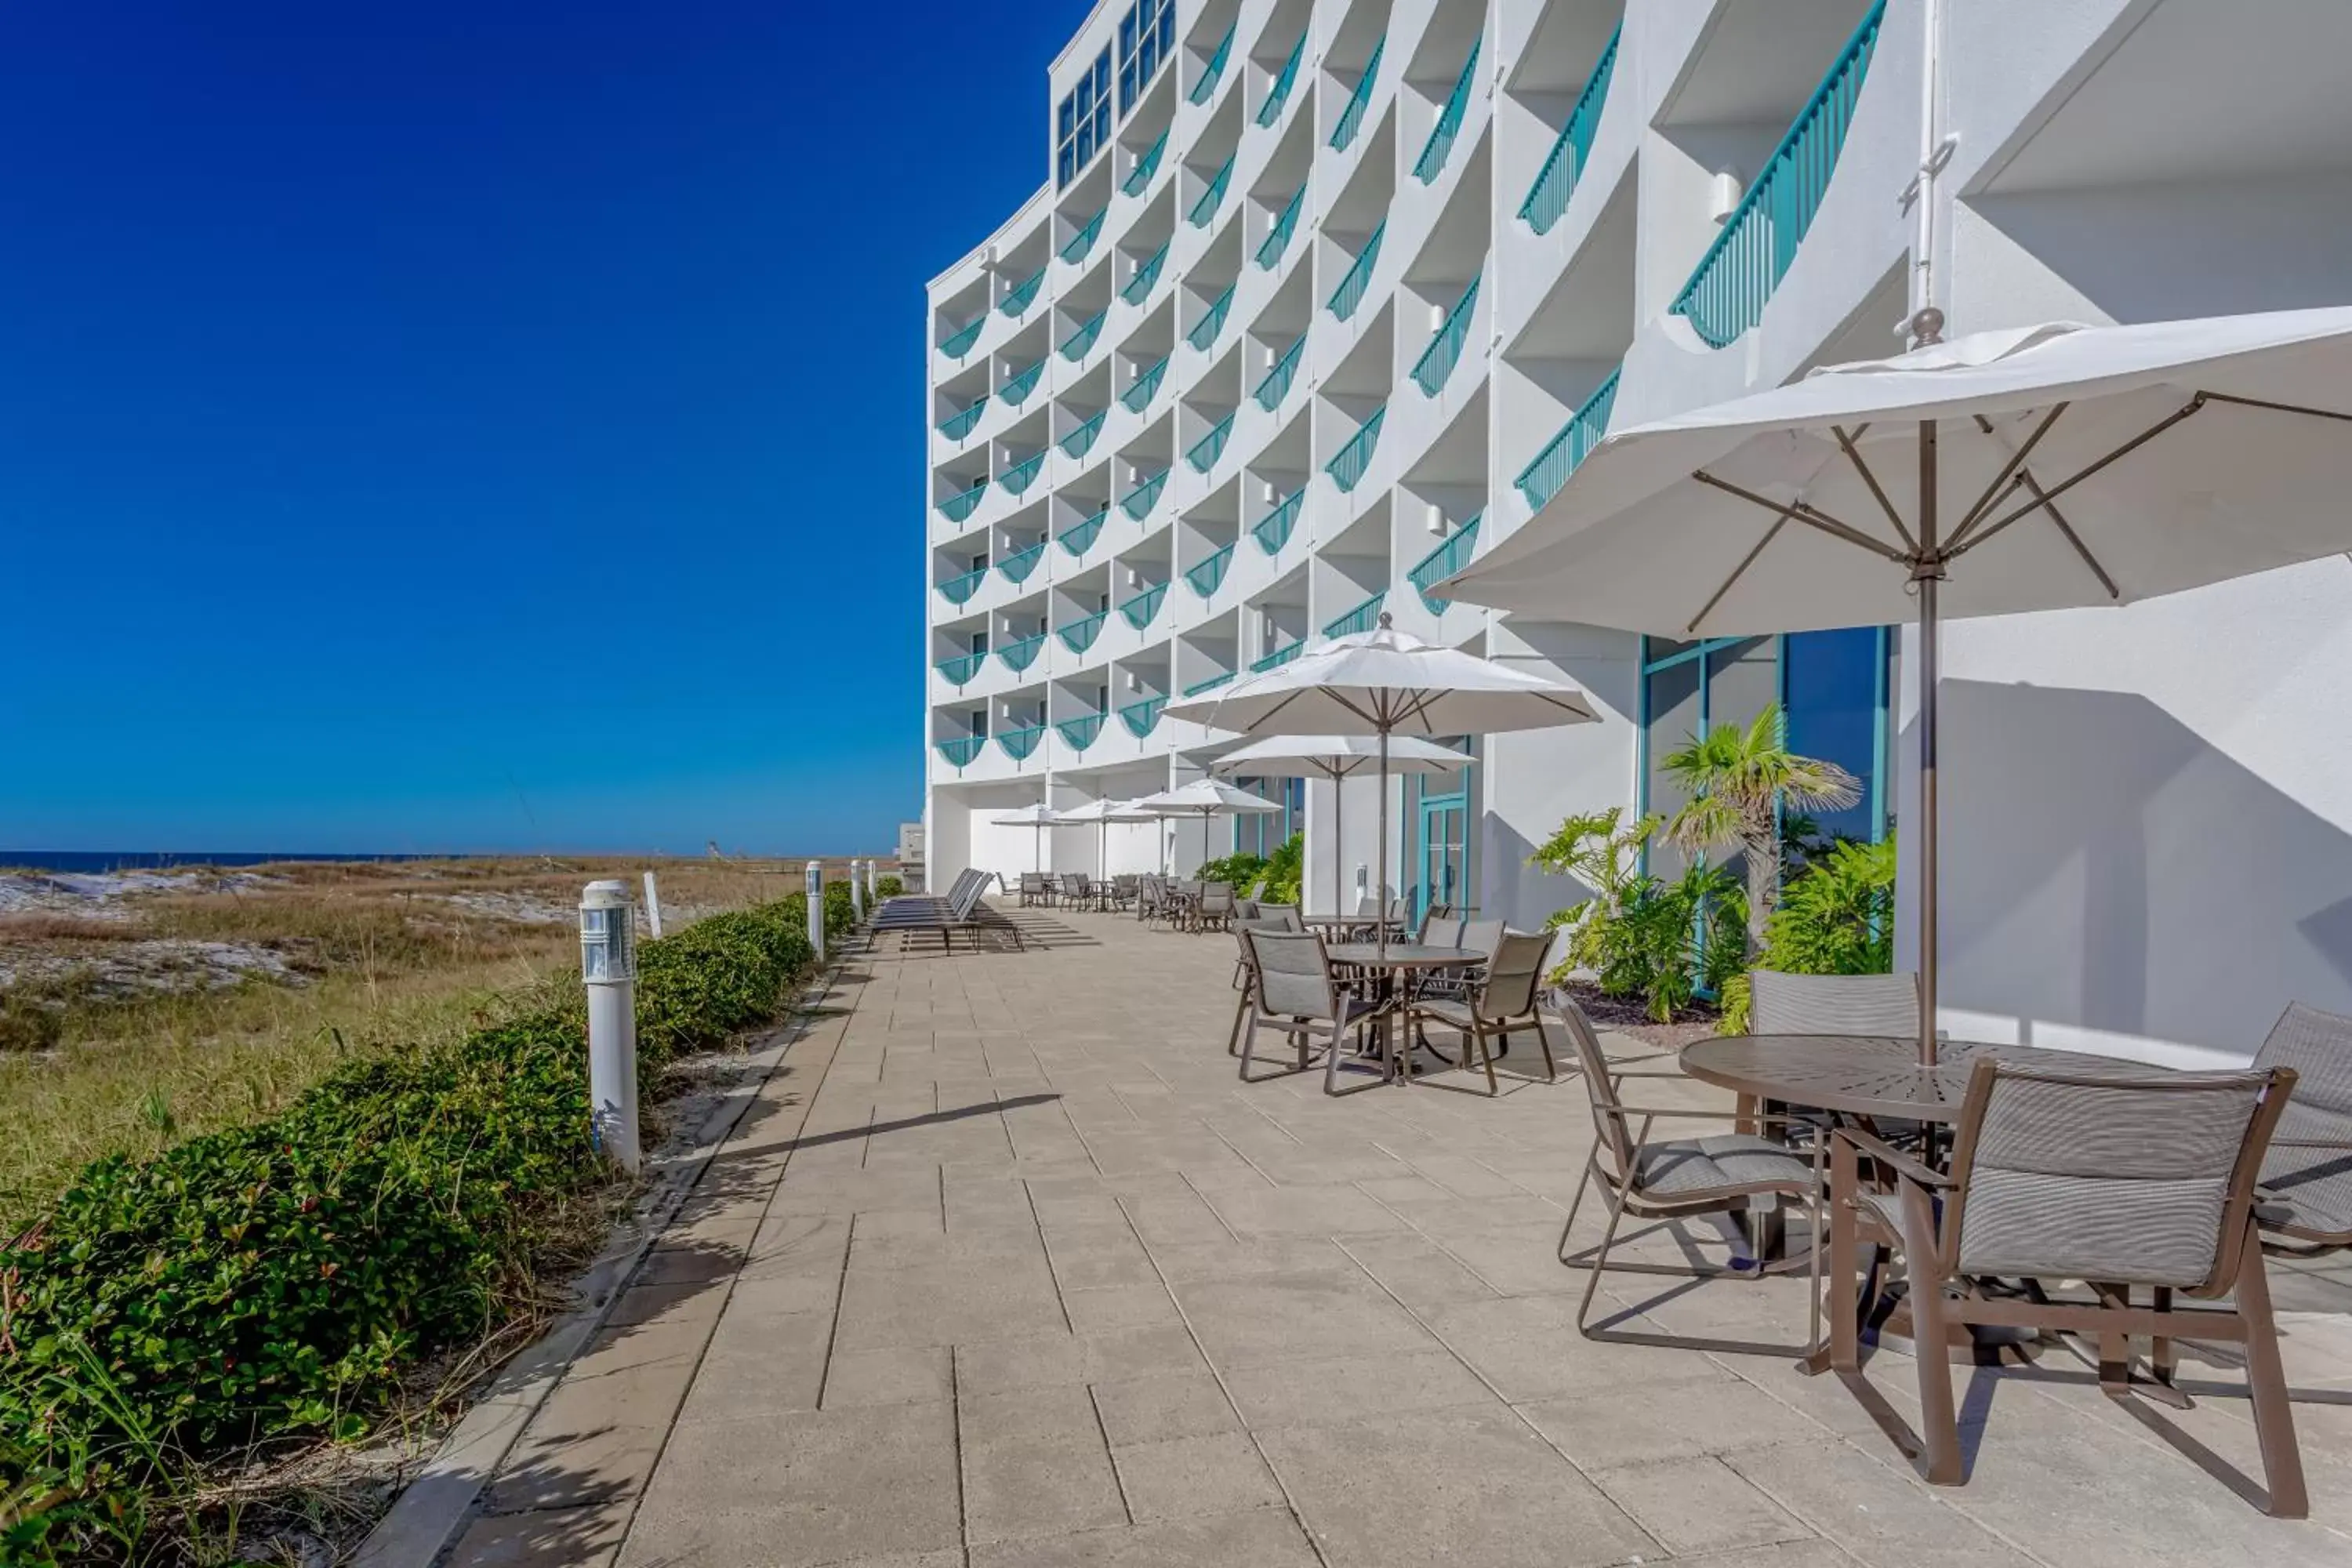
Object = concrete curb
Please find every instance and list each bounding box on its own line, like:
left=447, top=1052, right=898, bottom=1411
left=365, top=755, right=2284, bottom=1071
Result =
left=352, top=958, right=851, bottom=1568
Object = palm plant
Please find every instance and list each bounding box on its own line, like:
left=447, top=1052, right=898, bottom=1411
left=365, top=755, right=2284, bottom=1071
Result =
left=1660, top=702, right=1860, bottom=953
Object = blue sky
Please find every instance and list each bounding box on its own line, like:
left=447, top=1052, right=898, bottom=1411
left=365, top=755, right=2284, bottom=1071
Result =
left=0, top=1, right=1085, bottom=855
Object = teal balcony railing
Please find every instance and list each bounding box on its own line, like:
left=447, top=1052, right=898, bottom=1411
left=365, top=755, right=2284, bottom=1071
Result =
left=1121, top=241, right=1169, bottom=306
left=1121, top=354, right=1170, bottom=413
left=1061, top=410, right=1106, bottom=459
left=1000, top=452, right=1047, bottom=498
left=1000, top=265, right=1046, bottom=319
left=1408, top=512, right=1483, bottom=613
left=1250, top=640, right=1305, bottom=673
left=998, top=724, right=1045, bottom=762
left=1119, top=581, right=1167, bottom=629
left=1515, top=365, right=1620, bottom=511
left=1061, top=208, right=1106, bottom=266
left=1519, top=25, right=1620, bottom=236
left=1327, top=221, right=1385, bottom=321
left=1185, top=542, right=1236, bottom=598
left=1326, top=405, right=1386, bottom=492
left=1001, top=359, right=1044, bottom=407
left=935, top=651, right=986, bottom=686
left=999, top=539, right=1047, bottom=583
left=1257, top=32, right=1306, bottom=128
left=1121, top=129, right=1169, bottom=197
left=1188, top=155, right=1235, bottom=227
left=1252, top=487, right=1304, bottom=554
left=937, top=736, right=985, bottom=768
left=1668, top=2, right=1883, bottom=347
left=1413, top=38, right=1481, bottom=184
left=1121, top=467, right=1170, bottom=519
left=1057, top=713, right=1107, bottom=751
left=1191, top=22, right=1236, bottom=105
left=938, top=565, right=988, bottom=604
left=1256, top=185, right=1306, bottom=270
left=1058, top=506, right=1108, bottom=556
left=1060, top=309, right=1107, bottom=361
left=1329, top=36, right=1385, bottom=152
left=1058, top=612, right=1107, bottom=655
left=939, top=481, right=988, bottom=524
left=936, top=397, right=988, bottom=441
left=1323, top=590, right=1385, bottom=639
left=1410, top=275, right=1479, bottom=397
left=940, top=318, right=983, bottom=358
left=999, top=633, right=1045, bottom=673
left=1120, top=695, right=1166, bottom=737
left=1187, top=284, right=1234, bottom=351
left=1186, top=412, right=1236, bottom=474
left=1254, top=336, right=1305, bottom=411
left=1182, top=670, right=1235, bottom=698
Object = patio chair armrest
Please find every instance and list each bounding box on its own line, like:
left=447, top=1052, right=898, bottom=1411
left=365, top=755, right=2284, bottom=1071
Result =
left=1830, top=1126, right=1951, bottom=1188
left=1608, top=1105, right=1819, bottom=1130
left=2267, top=1138, right=2352, bottom=1150
left=2253, top=1199, right=2298, bottom=1226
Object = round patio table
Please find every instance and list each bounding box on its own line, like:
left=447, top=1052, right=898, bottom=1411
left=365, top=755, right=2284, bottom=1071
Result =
left=1327, top=944, right=1481, bottom=1084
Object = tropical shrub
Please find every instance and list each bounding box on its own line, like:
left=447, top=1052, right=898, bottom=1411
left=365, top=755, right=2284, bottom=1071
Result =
left=1251, top=833, right=1304, bottom=904
left=875, top=874, right=905, bottom=900
left=1715, top=837, right=1896, bottom=1033
left=1657, top=702, right=1859, bottom=954
left=1533, top=809, right=1748, bottom=1023
left=1195, top=851, right=1269, bottom=891
left=1528, top=808, right=1659, bottom=975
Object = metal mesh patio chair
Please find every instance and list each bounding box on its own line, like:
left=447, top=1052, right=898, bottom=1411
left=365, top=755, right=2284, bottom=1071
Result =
left=1406, top=930, right=1560, bottom=1094
left=1237, top=928, right=1378, bottom=1087
left=1748, top=969, right=1926, bottom=1140
left=1823, top=1058, right=2305, bottom=1514
left=2249, top=1001, right=2352, bottom=1258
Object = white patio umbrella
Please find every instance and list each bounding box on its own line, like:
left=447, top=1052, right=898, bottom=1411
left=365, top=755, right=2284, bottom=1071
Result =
left=1440, top=307, right=2352, bottom=1064
left=1051, top=796, right=1156, bottom=882
left=1164, top=617, right=1597, bottom=956
left=1209, top=735, right=1471, bottom=919
left=1132, top=779, right=1283, bottom=877
left=989, top=802, right=1060, bottom=874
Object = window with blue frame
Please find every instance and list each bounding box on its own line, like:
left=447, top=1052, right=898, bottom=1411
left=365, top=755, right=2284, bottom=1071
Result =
left=1057, top=49, right=1113, bottom=189
left=1117, top=0, right=1177, bottom=114
left=1229, top=775, right=1305, bottom=857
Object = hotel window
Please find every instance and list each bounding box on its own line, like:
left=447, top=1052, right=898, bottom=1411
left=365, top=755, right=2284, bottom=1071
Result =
left=1057, top=49, right=1113, bottom=189
left=1117, top=0, right=1177, bottom=114
left=1229, top=775, right=1305, bottom=858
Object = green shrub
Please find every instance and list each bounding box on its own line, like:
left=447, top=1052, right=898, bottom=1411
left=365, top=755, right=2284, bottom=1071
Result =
left=875, top=875, right=904, bottom=901
left=1716, top=837, right=1896, bottom=1033
left=1194, top=851, right=1268, bottom=891
left=1252, top=833, right=1303, bottom=904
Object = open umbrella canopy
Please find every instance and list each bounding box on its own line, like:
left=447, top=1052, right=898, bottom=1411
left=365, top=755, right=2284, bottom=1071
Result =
left=1207, top=735, right=1472, bottom=777
left=1050, top=797, right=1156, bottom=824
left=989, top=803, right=1063, bottom=826
left=1134, top=779, right=1285, bottom=815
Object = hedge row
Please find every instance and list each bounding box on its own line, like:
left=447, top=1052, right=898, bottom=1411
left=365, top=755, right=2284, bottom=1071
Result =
left=0, top=889, right=855, bottom=1563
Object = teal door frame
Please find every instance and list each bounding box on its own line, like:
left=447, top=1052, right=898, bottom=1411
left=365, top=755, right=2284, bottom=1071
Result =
left=1413, top=786, right=1468, bottom=926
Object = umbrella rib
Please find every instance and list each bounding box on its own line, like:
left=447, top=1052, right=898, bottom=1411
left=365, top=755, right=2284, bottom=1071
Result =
left=1947, top=404, right=2071, bottom=552
left=1963, top=394, right=2210, bottom=545
left=2012, top=466, right=2121, bottom=601
left=1693, top=471, right=1909, bottom=564
left=1831, top=426, right=1918, bottom=554
left=1686, top=512, right=1791, bottom=635
left=2198, top=391, right=2352, bottom=424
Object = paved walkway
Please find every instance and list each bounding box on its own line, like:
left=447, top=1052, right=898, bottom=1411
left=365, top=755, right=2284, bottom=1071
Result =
left=446, top=907, right=2352, bottom=1568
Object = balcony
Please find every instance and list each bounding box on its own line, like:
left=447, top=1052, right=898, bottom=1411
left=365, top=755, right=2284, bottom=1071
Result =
left=1191, top=22, right=1236, bottom=106
left=936, top=397, right=988, bottom=442
left=998, top=725, right=1045, bottom=762
left=1186, top=413, right=1236, bottom=474
left=1058, top=506, right=1108, bottom=556
left=1668, top=2, right=1885, bottom=348
left=1000, top=452, right=1047, bottom=498
left=1120, top=581, right=1168, bottom=629
left=1000, top=633, right=1045, bottom=673
left=1122, top=129, right=1169, bottom=198
left=1188, top=284, right=1235, bottom=351
left=1121, top=241, right=1170, bottom=306
left=1408, top=512, right=1483, bottom=612
left=1251, top=487, right=1304, bottom=553
left=939, top=482, right=988, bottom=524
left=1250, top=640, right=1305, bottom=673
left=1188, top=155, right=1235, bottom=227
left=937, top=736, right=985, bottom=768
left=1002, top=359, right=1045, bottom=408
left=936, top=652, right=987, bottom=687
left=999, top=539, right=1047, bottom=583
left=1413, top=38, right=1481, bottom=185
left=1122, top=354, right=1170, bottom=412
left=1058, top=612, right=1107, bottom=654
left=1061, top=209, right=1106, bottom=266
left=1519, top=25, right=1619, bottom=236
left=1057, top=713, right=1108, bottom=751
left=1120, top=695, right=1166, bottom=738
left=1514, top=366, right=1620, bottom=511
left=1000, top=266, right=1046, bottom=319
left=1061, top=411, right=1107, bottom=459
left=1410, top=275, right=1479, bottom=397
left=1329, top=36, right=1386, bottom=153
left=1183, top=670, right=1235, bottom=698
left=1254, top=337, right=1305, bottom=410
left=1327, top=222, right=1385, bottom=321
left=1326, top=405, right=1386, bottom=492
left=940, top=318, right=984, bottom=359
left=1061, top=309, right=1107, bottom=361
left=1122, top=468, right=1171, bottom=520
left=1256, top=186, right=1305, bottom=270
left=1185, top=542, right=1236, bottom=598
left=1323, top=590, right=1385, bottom=638
left=1258, top=32, right=1305, bottom=129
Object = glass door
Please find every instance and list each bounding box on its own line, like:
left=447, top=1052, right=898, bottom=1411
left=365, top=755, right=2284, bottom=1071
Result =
left=1414, top=791, right=1468, bottom=927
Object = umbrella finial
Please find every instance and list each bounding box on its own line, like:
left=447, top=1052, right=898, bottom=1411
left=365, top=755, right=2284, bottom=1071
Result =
left=1907, top=306, right=1945, bottom=348
left=1376, top=612, right=1392, bottom=630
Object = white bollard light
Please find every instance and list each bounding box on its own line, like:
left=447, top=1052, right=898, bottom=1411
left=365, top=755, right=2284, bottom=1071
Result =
left=641, top=869, right=664, bottom=937
left=805, top=859, right=825, bottom=963
left=864, top=858, right=878, bottom=904
left=579, top=880, right=641, bottom=1173
left=850, top=860, right=866, bottom=922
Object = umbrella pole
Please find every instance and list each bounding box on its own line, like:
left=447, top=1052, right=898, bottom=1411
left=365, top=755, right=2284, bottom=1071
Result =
left=1377, top=728, right=1390, bottom=962
left=1330, top=767, right=1345, bottom=921
left=1917, top=419, right=1940, bottom=1067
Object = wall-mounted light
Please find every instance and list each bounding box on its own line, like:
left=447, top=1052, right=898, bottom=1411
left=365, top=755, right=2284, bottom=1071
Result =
left=1428, top=301, right=1446, bottom=332
left=1426, top=503, right=1447, bottom=536
left=1708, top=169, right=1744, bottom=224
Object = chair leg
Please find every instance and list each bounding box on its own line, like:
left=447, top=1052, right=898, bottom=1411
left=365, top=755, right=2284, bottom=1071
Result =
left=1472, top=1019, right=1499, bottom=1095
left=1829, top=1135, right=1862, bottom=1374
left=1574, top=1177, right=1633, bottom=1338
left=1531, top=1014, right=1559, bottom=1083
left=1900, top=1179, right=1963, bottom=1486
left=2234, top=1228, right=2309, bottom=1518
left=2149, top=1284, right=2177, bottom=1393
left=1226, top=987, right=1249, bottom=1058
left=1558, top=1148, right=1602, bottom=1262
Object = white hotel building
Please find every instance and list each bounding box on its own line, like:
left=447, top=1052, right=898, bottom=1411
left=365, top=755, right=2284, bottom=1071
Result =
left=923, top=0, right=2352, bottom=1066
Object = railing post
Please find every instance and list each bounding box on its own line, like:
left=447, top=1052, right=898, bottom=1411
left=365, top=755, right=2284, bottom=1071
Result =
left=579, top=880, right=641, bottom=1173
left=805, top=860, right=825, bottom=964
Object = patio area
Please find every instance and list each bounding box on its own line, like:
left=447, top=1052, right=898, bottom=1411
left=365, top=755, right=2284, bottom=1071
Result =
left=447, top=908, right=2352, bottom=1568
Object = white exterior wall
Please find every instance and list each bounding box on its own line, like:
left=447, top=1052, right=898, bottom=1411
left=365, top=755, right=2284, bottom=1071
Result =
left=924, top=0, right=2352, bottom=1062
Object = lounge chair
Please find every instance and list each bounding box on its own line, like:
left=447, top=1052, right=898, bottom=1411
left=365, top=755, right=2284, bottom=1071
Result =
left=871, top=870, right=1022, bottom=952
left=2248, top=1002, right=2352, bottom=1259
left=1406, top=930, right=1559, bottom=1093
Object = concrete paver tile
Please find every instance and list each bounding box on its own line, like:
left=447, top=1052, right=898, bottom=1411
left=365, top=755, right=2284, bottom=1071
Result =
left=1111, top=1432, right=1284, bottom=1523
